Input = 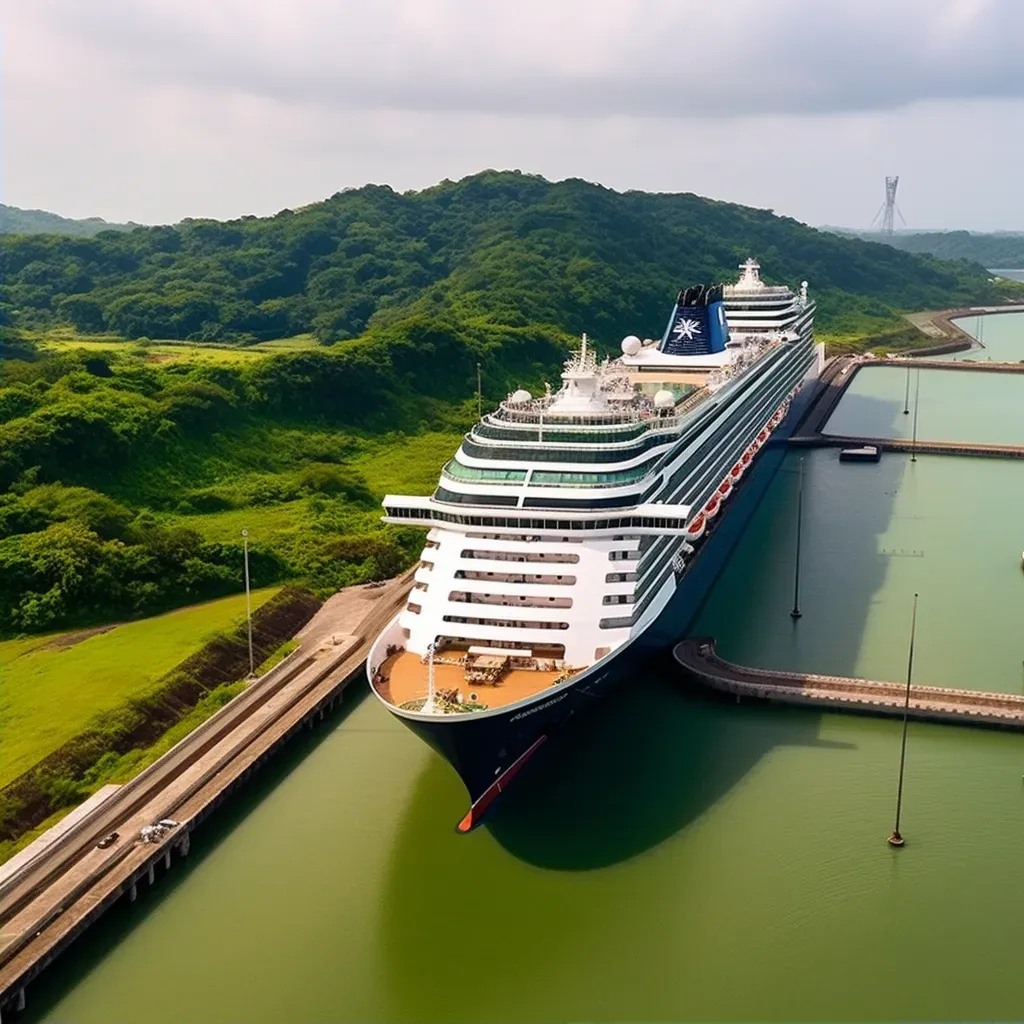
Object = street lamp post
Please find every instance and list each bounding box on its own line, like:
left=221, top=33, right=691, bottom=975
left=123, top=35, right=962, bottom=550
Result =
left=903, top=363, right=911, bottom=415
left=242, top=529, right=255, bottom=679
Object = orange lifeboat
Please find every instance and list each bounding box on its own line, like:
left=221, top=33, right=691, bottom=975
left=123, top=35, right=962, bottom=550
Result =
left=705, top=495, right=721, bottom=517
left=730, top=463, right=742, bottom=479
left=686, top=514, right=706, bottom=540
left=741, top=451, right=752, bottom=466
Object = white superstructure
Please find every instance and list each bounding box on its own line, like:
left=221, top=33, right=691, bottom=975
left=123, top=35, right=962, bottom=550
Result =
left=371, top=260, right=822, bottom=717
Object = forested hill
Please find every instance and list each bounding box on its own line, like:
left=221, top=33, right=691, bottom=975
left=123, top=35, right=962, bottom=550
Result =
left=0, top=204, right=135, bottom=238
left=850, top=230, right=1024, bottom=271
left=1, top=172, right=1013, bottom=347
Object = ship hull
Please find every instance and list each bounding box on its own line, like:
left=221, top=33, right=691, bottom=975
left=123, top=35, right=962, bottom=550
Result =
left=383, top=378, right=820, bottom=829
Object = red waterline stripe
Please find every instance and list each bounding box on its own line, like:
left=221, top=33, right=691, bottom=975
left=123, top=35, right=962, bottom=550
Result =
left=456, top=735, right=549, bottom=833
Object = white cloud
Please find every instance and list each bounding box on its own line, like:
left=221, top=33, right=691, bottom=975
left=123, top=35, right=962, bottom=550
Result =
left=4, top=0, right=1024, bottom=228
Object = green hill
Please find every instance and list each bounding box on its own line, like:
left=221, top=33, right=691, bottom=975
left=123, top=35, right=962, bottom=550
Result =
left=0, top=204, right=136, bottom=238
left=1, top=171, right=1013, bottom=349
left=3, top=170, right=1022, bottom=637
left=847, top=230, right=1024, bottom=271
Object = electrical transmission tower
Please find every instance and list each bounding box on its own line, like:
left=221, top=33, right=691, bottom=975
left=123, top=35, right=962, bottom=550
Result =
left=871, top=176, right=905, bottom=235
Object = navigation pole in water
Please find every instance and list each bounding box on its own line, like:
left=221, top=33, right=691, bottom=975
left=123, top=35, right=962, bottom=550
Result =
left=910, top=369, right=921, bottom=463
left=790, top=457, right=805, bottom=620
left=888, top=592, right=919, bottom=848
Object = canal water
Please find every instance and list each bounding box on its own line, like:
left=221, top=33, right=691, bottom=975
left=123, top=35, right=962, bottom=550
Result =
left=29, top=316, right=1024, bottom=1022
left=947, top=308, right=1024, bottom=362
left=822, top=364, right=1024, bottom=445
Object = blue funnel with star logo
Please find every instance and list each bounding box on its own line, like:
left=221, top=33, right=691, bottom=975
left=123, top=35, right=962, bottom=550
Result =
left=658, top=283, right=729, bottom=356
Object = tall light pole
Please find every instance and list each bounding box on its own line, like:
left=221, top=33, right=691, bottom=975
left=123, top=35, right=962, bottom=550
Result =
left=790, top=457, right=805, bottom=620
left=241, top=529, right=255, bottom=679
left=910, top=369, right=921, bottom=463
left=888, top=592, right=919, bottom=848
left=903, top=363, right=911, bottom=415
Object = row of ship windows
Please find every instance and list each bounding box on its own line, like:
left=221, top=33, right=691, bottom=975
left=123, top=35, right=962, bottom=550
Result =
left=474, top=422, right=649, bottom=444
left=461, top=433, right=675, bottom=464
left=442, top=460, right=659, bottom=487
left=456, top=570, right=576, bottom=585
left=421, top=568, right=637, bottom=586
left=385, top=507, right=679, bottom=532
left=439, top=614, right=634, bottom=631
left=459, top=548, right=639, bottom=564
left=443, top=615, right=569, bottom=631
left=448, top=592, right=574, bottom=609
left=445, top=591, right=635, bottom=608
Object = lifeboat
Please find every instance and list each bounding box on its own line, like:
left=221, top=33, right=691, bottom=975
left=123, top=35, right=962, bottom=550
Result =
left=730, top=463, right=742, bottom=479
left=741, top=451, right=752, bottom=466
left=718, top=480, right=731, bottom=497
left=705, top=496, right=721, bottom=517
left=686, top=514, right=706, bottom=540
left=758, top=429, right=769, bottom=442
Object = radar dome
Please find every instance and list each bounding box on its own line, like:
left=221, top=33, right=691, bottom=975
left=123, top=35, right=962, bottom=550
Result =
left=509, top=389, right=532, bottom=404
left=654, top=389, right=675, bottom=410
left=620, top=335, right=642, bottom=356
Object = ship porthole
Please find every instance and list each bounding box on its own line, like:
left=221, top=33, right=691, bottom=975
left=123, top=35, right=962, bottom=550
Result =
left=469, top=692, right=478, bottom=702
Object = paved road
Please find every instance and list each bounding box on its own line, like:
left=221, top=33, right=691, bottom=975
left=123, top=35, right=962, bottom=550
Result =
left=0, top=573, right=412, bottom=1006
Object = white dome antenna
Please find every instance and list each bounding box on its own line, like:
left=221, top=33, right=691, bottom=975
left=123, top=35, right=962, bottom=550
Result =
left=621, top=335, right=642, bottom=356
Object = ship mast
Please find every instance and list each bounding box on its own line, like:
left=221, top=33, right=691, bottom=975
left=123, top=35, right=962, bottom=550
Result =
left=422, top=642, right=437, bottom=714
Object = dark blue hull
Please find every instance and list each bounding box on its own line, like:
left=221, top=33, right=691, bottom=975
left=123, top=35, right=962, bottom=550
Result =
left=407, top=382, right=817, bottom=829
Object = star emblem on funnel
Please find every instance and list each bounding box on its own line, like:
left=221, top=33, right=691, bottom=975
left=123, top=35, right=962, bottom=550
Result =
left=672, top=317, right=702, bottom=340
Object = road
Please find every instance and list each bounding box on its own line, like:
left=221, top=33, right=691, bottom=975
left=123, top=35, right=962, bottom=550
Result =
left=0, top=573, right=411, bottom=1012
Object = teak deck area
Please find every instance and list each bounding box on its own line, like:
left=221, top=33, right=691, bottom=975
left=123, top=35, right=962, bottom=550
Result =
left=376, top=651, right=564, bottom=711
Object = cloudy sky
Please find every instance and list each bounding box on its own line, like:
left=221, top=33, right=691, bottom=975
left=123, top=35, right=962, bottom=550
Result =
left=5, top=0, right=1023, bottom=229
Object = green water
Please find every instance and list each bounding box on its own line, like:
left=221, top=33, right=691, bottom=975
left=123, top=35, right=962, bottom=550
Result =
left=947, top=310, right=1024, bottom=362
left=28, top=328, right=1024, bottom=1022
left=823, top=364, right=1024, bottom=446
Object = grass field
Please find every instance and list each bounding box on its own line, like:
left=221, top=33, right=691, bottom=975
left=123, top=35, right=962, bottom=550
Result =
left=0, top=586, right=279, bottom=790
left=349, top=432, right=463, bottom=495
left=158, top=432, right=461, bottom=553
left=31, top=328, right=321, bottom=365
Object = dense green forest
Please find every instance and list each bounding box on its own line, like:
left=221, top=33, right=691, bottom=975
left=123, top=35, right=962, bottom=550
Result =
left=3, top=170, right=1022, bottom=638
left=0, top=204, right=134, bottom=238
left=0, top=321, right=567, bottom=636
left=847, top=230, right=1024, bottom=271
left=2, top=172, right=1014, bottom=349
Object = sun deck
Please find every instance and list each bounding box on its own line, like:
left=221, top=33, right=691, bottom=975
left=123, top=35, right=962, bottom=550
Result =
left=373, top=650, right=571, bottom=713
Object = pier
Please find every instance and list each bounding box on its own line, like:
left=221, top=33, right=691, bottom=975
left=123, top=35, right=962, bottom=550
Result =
left=0, top=573, right=413, bottom=1020
left=790, top=435, right=1024, bottom=459
left=789, top=342, right=1024, bottom=460
left=674, top=638, right=1024, bottom=733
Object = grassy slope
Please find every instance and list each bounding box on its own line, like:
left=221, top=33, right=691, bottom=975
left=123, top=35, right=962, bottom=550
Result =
left=0, top=586, right=279, bottom=788
left=31, top=329, right=321, bottom=365
left=158, top=433, right=461, bottom=563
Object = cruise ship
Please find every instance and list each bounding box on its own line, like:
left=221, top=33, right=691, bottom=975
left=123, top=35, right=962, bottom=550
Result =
left=368, top=259, right=824, bottom=830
